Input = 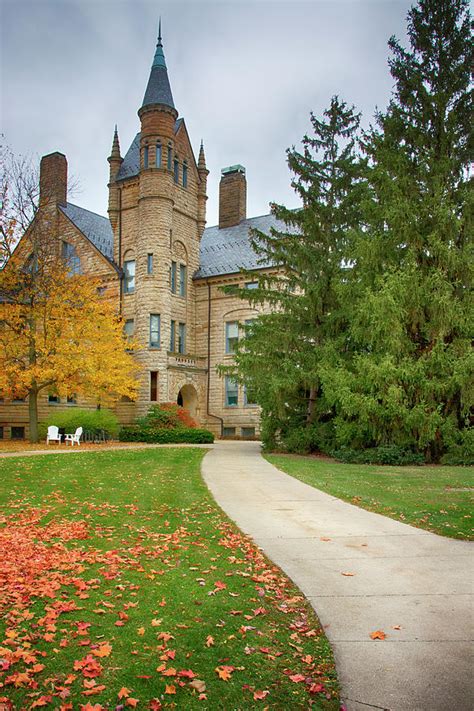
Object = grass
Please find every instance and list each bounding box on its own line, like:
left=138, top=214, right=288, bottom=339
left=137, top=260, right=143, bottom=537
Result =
left=0, top=448, right=339, bottom=710
left=266, top=454, right=473, bottom=540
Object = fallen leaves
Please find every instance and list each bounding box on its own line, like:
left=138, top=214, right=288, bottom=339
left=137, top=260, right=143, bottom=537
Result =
left=341, top=572, right=355, bottom=577
left=215, top=665, right=234, bottom=681
left=370, top=630, right=387, bottom=640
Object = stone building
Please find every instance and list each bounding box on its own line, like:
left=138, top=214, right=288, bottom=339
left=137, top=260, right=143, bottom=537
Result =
left=0, top=28, right=284, bottom=440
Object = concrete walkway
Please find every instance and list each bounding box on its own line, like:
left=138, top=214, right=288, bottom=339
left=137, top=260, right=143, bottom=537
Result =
left=202, top=440, right=473, bottom=711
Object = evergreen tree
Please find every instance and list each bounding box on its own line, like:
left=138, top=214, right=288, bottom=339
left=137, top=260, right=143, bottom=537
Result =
left=323, top=0, right=473, bottom=460
left=221, top=97, right=365, bottom=450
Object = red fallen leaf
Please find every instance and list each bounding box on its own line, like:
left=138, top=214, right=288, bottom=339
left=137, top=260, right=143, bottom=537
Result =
left=30, top=663, right=45, bottom=673
left=309, top=682, right=325, bottom=694
left=205, top=635, right=214, bottom=647
left=118, top=687, right=132, bottom=699
left=31, top=697, right=53, bottom=708
left=162, top=667, right=177, bottom=677
left=253, top=690, right=270, bottom=700
left=370, top=630, right=386, bottom=640
left=289, top=674, right=306, bottom=683
left=320, top=537, right=331, bottom=541
left=115, top=621, right=125, bottom=627
left=158, top=632, right=173, bottom=642
left=137, top=627, right=145, bottom=636
left=84, top=680, right=98, bottom=689
left=126, top=699, right=139, bottom=708
left=137, top=675, right=152, bottom=679
left=80, top=704, right=104, bottom=711
left=60, top=705, right=73, bottom=711
left=148, top=700, right=162, bottom=710
left=156, top=664, right=166, bottom=673
left=341, top=572, right=355, bottom=577
left=151, top=619, right=161, bottom=627
left=165, top=684, right=176, bottom=694
left=178, top=669, right=196, bottom=679
left=301, top=654, right=313, bottom=664
left=215, top=665, right=234, bottom=681
left=214, top=580, right=227, bottom=590
left=82, top=685, right=106, bottom=696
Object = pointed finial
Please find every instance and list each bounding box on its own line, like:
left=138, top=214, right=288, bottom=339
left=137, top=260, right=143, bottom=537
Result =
left=198, top=140, right=207, bottom=170
left=110, top=124, right=121, bottom=160
left=158, top=17, right=162, bottom=46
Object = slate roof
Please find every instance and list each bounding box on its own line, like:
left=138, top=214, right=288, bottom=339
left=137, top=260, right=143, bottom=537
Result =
left=141, top=32, right=175, bottom=111
left=195, top=214, right=287, bottom=279
left=60, top=202, right=114, bottom=261
left=116, top=121, right=184, bottom=182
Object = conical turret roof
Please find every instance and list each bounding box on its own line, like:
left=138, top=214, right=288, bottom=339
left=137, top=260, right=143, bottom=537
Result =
left=141, top=20, right=175, bottom=111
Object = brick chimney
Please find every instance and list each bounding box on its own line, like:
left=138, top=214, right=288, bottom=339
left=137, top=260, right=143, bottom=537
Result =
left=39, top=152, right=67, bottom=207
left=219, top=165, right=246, bottom=229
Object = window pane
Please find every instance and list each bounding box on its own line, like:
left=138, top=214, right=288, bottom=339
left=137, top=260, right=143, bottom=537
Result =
left=241, top=427, right=255, bottom=438
left=144, top=145, right=149, bottom=168
left=244, top=385, right=257, bottom=405
left=174, top=158, right=179, bottom=183
left=245, top=281, right=258, bottom=289
left=167, top=144, right=172, bottom=170
left=225, top=321, right=239, bottom=354
left=11, top=426, right=25, bottom=440
left=178, top=323, right=186, bottom=354
left=223, top=427, right=236, bottom=437
left=170, top=320, right=175, bottom=352
left=150, top=314, right=160, bottom=348
left=171, top=261, right=177, bottom=293
left=62, top=241, right=81, bottom=275
left=124, top=319, right=134, bottom=338
left=183, top=162, right=188, bottom=187
left=156, top=143, right=162, bottom=167
left=225, top=377, right=238, bottom=406
left=124, top=260, right=135, bottom=293
left=67, top=394, right=77, bottom=404
left=150, top=371, right=158, bottom=401
left=179, top=264, right=186, bottom=297
left=147, top=253, right=153, bottom=274
left=48, top=394, right=60, bottom=403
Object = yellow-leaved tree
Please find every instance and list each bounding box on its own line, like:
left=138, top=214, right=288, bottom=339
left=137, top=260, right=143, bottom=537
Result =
left=0, top=209, right=139, bottom=442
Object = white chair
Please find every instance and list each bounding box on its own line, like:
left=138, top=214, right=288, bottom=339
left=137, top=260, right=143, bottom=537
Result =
left=46, top=425, right=62, bottom=445
left=65, top=426, right=83, bottom=446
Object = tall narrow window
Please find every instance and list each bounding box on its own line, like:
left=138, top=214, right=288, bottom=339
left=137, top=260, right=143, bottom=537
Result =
left=167, top=142, right=172, bottom=170
left=123, top=260, right=135, bottom=294
left=170, top=320, right=176, bottom=352
left=147, top=253, right=153, bottom=274
left=174, top=158, right=179, bottom=184
left=124, top=319, right=135, bottom=339
left=225, top=321, right=239, bottom=354
left=170, top=261, right=177, bottom=293
left=244, top=385, right=257, bottom=406
left=144, top=145, right=149, bottom=169
left=150, top=371, right=158, bottom=401
left=62, top=241, right=81, bottom=275
left=183, top=160, right=188, bottom=187
left=225, top=377, right=238, bottom=407
left=179, top=264, right=186, bottom=297
left=149, top=314, right=160, bottom=348
left=156, top=141, right=162, bottom=167
left=178, top=323, right=186, bottom=354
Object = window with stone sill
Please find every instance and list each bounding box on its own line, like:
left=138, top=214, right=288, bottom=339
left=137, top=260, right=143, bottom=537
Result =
left=149, top=314, right=161, bottom=348
left=225, top=321, right=239, bottom=354
left=179, top=264, right=187, bottom=297
left=124, top=319, right=135, bottom=340
left=178, top=322, right=186, bottom=354
left=183, top=160, right=188, bottom=188
left=170, top=261, right=177, bottom=293
left=170, top=320, right=176, bottom=352
left=144, top=145, right=149, bottom=169
left=48, top=394, right=60, bottom=404
left=174, top=157, right=179, bottom=184
left=225, top=377, right=238, bottom=407
left=67, top=395, right=77, bottom=405
left=11, top=426, right=25, bottom=440
left=147, top=253, right=154, bottom=275
left=156, top=142, right=162, bottom=168
left=123, top=260, right=135, bottom=294
left=167, top=143, right=172, bottom=170
left=62, top=241, right=81, bottom=275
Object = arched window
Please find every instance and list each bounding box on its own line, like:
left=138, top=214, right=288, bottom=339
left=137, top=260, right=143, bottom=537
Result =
left=167, top=142, right=172, bottom=170
left=144, top=144, right=149, bottom=169
left=182, top=160, right=188, bottom=188
left=156, top=141, right=162, bottom=167
left=61, top=241, right=81, bottom=275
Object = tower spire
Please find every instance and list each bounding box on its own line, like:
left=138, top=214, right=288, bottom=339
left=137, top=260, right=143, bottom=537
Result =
left=140, top=19, right=175, bottom=113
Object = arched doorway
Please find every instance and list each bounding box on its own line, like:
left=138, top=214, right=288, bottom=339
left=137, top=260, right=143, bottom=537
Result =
left=177, top=384, right=199, bottom=421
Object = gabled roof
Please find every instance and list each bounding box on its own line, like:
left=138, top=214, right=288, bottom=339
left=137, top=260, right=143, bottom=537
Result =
left=195, top=213, right=287, bottom=279
left=60, top=202, right=114, bottom=261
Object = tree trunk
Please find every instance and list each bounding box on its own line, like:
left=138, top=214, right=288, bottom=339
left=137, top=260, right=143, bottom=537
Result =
left=29, top=388, right=39, bottom=443
left=306, top=386, right=318, bottom=425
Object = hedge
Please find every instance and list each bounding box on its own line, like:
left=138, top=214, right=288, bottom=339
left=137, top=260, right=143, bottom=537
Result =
left=119, top=426, right=214, bottom=444
left=331, top=445, right=425, bottom=466
left=39, top=408, right=119, bottom=441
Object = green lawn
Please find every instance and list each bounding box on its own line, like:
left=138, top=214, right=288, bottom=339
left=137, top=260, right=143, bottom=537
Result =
left=266, top=455, right=473, bottom=540
left=0, top=449, right=339, bottom=710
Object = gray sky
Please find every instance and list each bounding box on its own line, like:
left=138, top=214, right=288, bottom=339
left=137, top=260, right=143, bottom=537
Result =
left=1, top=0, right=412, bottom=227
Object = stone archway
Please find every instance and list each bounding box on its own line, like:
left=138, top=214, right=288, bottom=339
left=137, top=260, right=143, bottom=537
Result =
left=177, top=384, right=199, bottom=421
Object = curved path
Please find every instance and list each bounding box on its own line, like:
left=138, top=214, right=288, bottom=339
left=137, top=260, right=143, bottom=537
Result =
left=202, top=440, right=473, bottom=711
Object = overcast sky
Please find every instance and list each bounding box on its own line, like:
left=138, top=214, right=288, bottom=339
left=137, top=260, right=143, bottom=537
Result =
left=1, top=0, right=412, bottom=226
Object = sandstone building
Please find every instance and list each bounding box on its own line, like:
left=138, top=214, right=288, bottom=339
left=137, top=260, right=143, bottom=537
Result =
left=1, top=28, right=284, bottom=440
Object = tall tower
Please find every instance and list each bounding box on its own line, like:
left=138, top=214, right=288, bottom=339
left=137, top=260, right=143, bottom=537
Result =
left=115, top=22, right=207, bottom=418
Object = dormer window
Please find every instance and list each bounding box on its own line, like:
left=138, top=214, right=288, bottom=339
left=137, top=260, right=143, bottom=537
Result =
left=144, top=145, right=149, bottom=169
left=167, top=143, right=172, bottom=170
left=183, top=160, right=188, bottom=188
left=156, top=141, right=162, bottom=168
left=174, top=157, right=179, bottom=184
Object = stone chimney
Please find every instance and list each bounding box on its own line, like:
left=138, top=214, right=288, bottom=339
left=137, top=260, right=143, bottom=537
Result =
left=219, top=165, right=246, bottom=229
left=39, top=152, right=67, bottom=207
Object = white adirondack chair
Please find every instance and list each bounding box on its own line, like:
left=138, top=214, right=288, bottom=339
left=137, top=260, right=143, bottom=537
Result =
left=46, top=425, right=62, bottom=444
left=65, top=426, right=83, bottom=446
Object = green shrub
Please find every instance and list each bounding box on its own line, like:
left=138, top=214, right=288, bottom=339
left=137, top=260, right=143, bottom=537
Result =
left=39, top=408, right=119, bottom=441
left=441, top=429, right=474, bottom=465
left=331, top=445, right=425, bottom=466
left=118, top=426, right=214, bottom=444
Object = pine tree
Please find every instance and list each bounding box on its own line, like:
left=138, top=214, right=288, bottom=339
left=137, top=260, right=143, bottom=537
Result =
left=221, top=97, right=366, bottom=450
left=325, top=0, right=473, bottom=460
